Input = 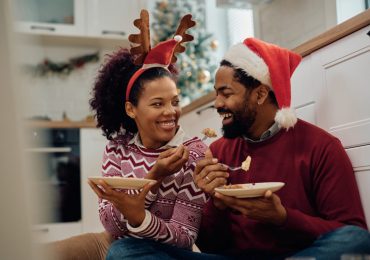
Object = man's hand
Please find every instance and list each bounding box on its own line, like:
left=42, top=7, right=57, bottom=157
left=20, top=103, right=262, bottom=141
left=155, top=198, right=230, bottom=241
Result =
left=88, top=180, right=156, bottom=227
left=214, top=190, right=287, bottom=226
left=194, top=149, right=229, bottom=209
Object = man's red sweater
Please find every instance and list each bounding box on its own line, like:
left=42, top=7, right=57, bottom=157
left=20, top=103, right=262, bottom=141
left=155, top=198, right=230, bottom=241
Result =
left=197, top=119, right=367, bottom=255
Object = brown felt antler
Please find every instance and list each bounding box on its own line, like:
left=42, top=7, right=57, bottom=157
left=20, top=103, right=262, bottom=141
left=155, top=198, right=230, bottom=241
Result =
left=128, top=10, right=151, bottom=65
left=171, top=14, right=196, bottom=63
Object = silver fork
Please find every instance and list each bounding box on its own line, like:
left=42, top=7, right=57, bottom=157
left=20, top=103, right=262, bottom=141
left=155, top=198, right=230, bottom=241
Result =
left=224, top=165, right=242, bottom=172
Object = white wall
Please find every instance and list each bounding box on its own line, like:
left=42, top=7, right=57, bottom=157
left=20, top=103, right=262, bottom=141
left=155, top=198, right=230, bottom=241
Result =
left=16, top=36, right=124, bottom=121
left=253, top=0, right=337, bottom=49
left=0, top=1, right=41, bottom=259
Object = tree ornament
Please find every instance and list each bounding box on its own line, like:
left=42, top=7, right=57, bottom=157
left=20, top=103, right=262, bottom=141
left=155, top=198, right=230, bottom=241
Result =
left=152, top=0, right=218, bottom=104
left=197, top=69, right=211, bottom=84
left=159, top=0, right=168, bottom=10
left=210, top=39, right=219, bottom=50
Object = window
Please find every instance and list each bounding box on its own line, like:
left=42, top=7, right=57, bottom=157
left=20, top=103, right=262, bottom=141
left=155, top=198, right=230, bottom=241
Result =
left=227, top=8, right=254, bottom=46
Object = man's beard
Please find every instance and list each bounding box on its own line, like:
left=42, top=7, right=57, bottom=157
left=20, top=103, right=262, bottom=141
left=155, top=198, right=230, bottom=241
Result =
left=221, top=105, right=257, bottom=139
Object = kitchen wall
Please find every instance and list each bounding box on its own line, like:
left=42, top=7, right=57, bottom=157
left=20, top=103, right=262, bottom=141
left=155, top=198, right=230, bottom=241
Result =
left=253, top=0, right=337, bottom=49
left=17, top=35, right=126, bottom=121
left=253, top=0, right=367, bottom=49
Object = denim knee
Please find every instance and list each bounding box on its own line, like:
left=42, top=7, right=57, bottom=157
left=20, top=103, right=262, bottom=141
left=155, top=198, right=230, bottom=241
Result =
left=320, top=225, right=370, bottom=252
left=106, top=237, right=174, bottom=260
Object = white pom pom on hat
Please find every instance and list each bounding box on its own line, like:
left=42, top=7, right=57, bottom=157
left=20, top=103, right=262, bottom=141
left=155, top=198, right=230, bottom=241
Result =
left=223, top=38, right=302, bottom=130
left=174, top=35, right=183, bottom=42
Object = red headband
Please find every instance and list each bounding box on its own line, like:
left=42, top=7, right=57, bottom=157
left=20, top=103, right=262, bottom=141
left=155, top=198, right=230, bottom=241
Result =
left=125, top=37, right=181, bottom=101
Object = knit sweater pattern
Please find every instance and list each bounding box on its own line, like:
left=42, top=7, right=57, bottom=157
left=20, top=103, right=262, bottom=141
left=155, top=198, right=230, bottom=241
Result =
left=99, top=132, right=208, bottom=249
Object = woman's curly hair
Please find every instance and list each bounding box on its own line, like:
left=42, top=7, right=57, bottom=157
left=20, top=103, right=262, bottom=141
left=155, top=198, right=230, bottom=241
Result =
left=90, top=48, right=178, bottom=140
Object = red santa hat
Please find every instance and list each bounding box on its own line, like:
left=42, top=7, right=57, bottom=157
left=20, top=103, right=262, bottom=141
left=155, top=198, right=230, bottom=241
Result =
left=223, top=37, right=302, bottom=129
left=126, top=35, right=182, bottom=101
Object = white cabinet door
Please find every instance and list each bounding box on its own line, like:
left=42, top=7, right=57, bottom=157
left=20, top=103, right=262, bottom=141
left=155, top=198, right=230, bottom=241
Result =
left=347, top=145, right=370, bottom=226
left=86, top=0, right=141, bottom=39
left=80, top=128, right=107, bottom=233
left=312, top=25, right=370, bottom=147
left=33, top=223, right=82, bottom=243
left=13, top=0, right=86, bottom=36
left=291, top=56, right=318, bottom=125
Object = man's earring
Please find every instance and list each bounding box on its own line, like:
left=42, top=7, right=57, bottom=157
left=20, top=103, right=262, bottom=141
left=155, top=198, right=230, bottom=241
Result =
left=257, top=100, right=263, bottom=105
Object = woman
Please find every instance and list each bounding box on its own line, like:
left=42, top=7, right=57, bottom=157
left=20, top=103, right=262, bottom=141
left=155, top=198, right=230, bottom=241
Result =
left=88, top=45, right=208, bottom=248
left=47, top=10, right=212, bottom=260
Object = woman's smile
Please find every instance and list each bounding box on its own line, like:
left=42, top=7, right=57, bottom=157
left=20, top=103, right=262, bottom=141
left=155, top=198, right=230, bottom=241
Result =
left=157, top=119, right=176, bottom=131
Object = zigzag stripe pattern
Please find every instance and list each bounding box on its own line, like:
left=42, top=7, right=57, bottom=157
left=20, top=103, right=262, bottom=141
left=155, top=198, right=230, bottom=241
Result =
left=98, top=132, right=207, bottom=247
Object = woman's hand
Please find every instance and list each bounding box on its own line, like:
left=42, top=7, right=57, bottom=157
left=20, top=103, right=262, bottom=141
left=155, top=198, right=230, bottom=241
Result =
left=214, top=190, right=287, bottom=226
left=88, top=180, right=156, bottom=227
left=147, top=144, right=190, bottom=181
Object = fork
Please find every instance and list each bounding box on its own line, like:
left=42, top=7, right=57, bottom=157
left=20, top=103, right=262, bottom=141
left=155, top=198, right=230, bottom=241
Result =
left=224, top=165, right=242, bottom=172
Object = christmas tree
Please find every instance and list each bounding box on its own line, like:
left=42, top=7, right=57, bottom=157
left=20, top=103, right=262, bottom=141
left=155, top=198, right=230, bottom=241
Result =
left=152, top=0, right=218, bottom=106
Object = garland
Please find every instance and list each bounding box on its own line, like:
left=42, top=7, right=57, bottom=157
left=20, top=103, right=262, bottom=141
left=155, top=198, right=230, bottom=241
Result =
left=26, top=52, right=99, bottom=77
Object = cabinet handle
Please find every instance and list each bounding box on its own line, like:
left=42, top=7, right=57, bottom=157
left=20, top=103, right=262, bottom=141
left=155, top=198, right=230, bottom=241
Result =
left=101, top=30, right=126, bottom=36
left=25, top=147, right=72, bottom=153
left=196, top=105, right=215, bottom=115
left=32, top=227, right=49, bottom=233
left=30, top=25, right=55, bottom=32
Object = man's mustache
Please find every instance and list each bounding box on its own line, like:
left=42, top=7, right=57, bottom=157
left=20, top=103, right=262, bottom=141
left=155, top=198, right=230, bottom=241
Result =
left=217, top=108, right=233, bottom=114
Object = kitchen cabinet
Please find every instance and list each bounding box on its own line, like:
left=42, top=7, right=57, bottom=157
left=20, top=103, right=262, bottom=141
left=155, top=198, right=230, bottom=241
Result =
left=311, top=25, right=370, bottom=225
left=80, top=128, right=107, bottom=233
left=347, top=145, right=370, bottom=226
left=30, top=127, right=107, bottom=242
left=312, top=25, right=370, bottom=147
left=86, top=0, right=141, bottom=39
left=13, top=0, right=86, bottom=36
left=33, top=222, right=82, bottom=243
left=13, top=0, right=149, bottom=39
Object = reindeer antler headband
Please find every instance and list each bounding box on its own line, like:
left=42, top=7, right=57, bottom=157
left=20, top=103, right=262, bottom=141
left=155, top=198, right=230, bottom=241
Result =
left=125, top=9, right=196, bottom=101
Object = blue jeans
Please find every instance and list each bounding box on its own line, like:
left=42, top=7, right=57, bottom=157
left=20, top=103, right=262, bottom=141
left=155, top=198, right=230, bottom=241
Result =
left=106, top=237, right=227, bottom=260
left=106, top=225, right=370, bottom=260
left=286, top=225, right=370, bottom=260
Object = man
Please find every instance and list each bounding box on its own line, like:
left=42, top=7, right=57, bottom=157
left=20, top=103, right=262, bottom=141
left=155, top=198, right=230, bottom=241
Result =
left=193, top=37, right=370, bottom=259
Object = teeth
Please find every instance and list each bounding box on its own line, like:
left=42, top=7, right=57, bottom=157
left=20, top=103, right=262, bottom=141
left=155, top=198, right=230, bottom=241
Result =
left=159, top=121, right=175, bottom=127
left=220, top=113, right=232, bottom=119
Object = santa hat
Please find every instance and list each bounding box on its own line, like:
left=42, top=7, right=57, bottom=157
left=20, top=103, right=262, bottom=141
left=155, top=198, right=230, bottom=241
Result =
left=223, top=37, right=302, bottom=129
left=126, top=35, right=182, bottom=101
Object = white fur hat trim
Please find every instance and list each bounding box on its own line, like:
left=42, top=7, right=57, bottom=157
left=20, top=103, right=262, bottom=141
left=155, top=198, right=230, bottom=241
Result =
left=223, top=43, right=272, bottom=88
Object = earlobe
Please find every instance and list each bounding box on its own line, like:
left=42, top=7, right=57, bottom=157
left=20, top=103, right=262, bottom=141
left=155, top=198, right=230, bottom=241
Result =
left=125, top=102, right=136, bottom=119
left=256, top=85, right=269, bottom=105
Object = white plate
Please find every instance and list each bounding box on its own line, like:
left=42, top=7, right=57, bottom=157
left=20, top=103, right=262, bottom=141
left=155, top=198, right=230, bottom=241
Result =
left=88, top=176, right=154, bottom=189
left=215, top=182, right=285, bottom=198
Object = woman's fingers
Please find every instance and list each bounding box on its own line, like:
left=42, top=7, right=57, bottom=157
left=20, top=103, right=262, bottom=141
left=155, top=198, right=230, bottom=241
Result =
left=88, top=180, right=104, bottom=198
left=138, top=181, right=157, bottom=199
left=88, top=179, right=123, bottom=202
left=158, top=147, right=177, bottom=159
